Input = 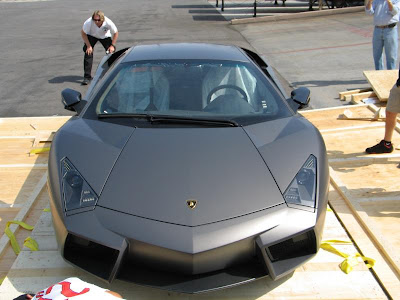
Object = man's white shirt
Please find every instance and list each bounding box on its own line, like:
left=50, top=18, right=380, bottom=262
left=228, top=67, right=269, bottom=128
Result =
left=82, top=16, right=118, bottom=39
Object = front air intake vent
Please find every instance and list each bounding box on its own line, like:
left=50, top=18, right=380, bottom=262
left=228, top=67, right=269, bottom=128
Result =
left=267, top=230, right=316, bottom=262
left=64, top=234, right=119, bottom=280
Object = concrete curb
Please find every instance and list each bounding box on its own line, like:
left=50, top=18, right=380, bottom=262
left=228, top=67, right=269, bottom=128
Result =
left=230, top=6, right=365, bottom=25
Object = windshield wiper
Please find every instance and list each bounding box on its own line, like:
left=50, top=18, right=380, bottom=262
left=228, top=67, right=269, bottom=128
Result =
left=98, top=113, right=239, bottom=127
left=98, top=113, right=149, bottom=119
left=148, top=115, right=239, bottom=127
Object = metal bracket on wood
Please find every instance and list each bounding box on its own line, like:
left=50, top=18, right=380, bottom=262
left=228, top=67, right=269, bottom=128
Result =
left=254, top=0, right=257, bottom=17
left=216, top=0, right=218, bottom=7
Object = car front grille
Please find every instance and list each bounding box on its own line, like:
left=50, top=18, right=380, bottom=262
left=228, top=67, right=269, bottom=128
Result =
left=64, top=233, right=120, bottom=281
left=266, top=230, right=317, bottom=262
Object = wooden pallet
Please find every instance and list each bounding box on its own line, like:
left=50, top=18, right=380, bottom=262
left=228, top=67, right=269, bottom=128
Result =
left=0, top=113, right=398, bottom=299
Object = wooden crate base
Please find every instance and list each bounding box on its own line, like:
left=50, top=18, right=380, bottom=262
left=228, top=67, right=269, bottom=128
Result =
left=0, top=113, right=398, bottom=299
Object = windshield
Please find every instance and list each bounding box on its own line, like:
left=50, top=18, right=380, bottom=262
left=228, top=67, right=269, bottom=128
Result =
left=94, top=60, right=292, bottom=125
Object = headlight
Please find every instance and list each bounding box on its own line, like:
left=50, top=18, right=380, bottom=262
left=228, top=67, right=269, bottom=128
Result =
left=61, top=158, right=98, bottom=213
left=283, top=155, right=316, bottom=209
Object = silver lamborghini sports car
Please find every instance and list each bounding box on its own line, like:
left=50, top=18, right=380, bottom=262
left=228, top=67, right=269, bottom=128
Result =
left=47, top=43, right=329, bottom=294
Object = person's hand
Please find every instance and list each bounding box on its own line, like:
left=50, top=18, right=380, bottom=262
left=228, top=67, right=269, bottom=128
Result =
left=86, top=46, right=93, bottom=55
left=108, top=45, right=115, bottom=53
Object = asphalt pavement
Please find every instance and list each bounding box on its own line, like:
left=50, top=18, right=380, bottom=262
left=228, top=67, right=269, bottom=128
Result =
left=0, top=0, right=391, bottom=116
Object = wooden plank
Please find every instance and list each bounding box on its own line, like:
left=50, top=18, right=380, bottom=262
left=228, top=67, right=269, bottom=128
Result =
left=0, top=169, right=47, bottom=205
left=0, top=117, right=69, bottom=137
left=337, top=107, right=384, bottom=121
left=363, top=70, right=398, bottom=101
left=0, top=164, right=48, bottom=169
left=339, top=88, right=372, bottom=100
left=300, top=105, right=386, bottom=132
left=350, top=91, right=376, bottom=103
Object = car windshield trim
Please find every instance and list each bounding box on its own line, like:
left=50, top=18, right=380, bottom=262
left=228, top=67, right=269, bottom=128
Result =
left=97, top=113, right=239, bottom=127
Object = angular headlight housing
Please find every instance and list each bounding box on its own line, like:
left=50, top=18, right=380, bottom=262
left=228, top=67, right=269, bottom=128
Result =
left=61, top=158, right=98, bottom=214
left=283, top=155, right=317, bottom=209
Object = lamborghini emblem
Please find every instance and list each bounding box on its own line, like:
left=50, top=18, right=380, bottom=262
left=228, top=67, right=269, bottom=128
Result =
left=186, top=199, right=197, bottom=209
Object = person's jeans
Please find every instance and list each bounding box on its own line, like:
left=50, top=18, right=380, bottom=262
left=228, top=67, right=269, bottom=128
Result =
left=372, top=25, right=398, bottom=70
left=83, top=35, right=112, bottom=79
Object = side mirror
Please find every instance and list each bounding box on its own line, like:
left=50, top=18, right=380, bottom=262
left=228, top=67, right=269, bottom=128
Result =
left=289, top=87, right=310, bottom=111
left=61, top=88, right=85, bottom=113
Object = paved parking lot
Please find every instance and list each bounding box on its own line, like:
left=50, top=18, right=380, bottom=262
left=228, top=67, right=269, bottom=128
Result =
left=0, top=0, right=395, bottom=116
left=233, top=7, right=377, bottom=108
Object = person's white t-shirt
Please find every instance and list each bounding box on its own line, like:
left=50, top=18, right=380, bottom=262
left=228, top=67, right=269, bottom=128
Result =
left=31, top=277, right=124, bottom=300
left=82, top=16, right=118, bottom=39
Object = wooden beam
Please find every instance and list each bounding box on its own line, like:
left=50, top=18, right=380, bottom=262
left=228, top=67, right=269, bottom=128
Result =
left=350, top=92, right=377, bottom=104
left=0, top=164, right=48, bottom=169
left=320, top=123, right=385, bottom=134
left=339, top=88, right=372, bottom=100
left=337, top=108, right=385, bottom=121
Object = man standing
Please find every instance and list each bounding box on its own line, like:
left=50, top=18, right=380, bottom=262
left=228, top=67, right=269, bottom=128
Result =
left=366, top=0, right=400, bottom=70
left=81, top=10, right=118, bottom=85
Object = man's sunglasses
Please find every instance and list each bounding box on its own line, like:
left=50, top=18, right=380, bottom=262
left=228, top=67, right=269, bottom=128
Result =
left=93, top=18, right=102, bottom=22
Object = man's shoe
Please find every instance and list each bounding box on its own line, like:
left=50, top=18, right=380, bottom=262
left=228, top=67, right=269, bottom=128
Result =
left=81, top=77, right=92, bottom=85
left=365, top=140, right=394, bottom=154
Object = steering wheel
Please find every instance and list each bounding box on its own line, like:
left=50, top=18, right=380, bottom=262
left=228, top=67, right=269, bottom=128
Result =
left=206, top=85, right=248, bottom=104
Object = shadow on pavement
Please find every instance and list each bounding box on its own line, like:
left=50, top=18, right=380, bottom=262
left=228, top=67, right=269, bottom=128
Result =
left=48, top=76, right=82, bottom=84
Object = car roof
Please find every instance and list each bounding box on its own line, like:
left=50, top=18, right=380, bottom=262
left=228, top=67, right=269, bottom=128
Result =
left=122, top=43, right=250, bottom=63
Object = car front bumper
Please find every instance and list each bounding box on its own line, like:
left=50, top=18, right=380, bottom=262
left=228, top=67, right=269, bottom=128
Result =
left=49, top=195, right=326, bottom=293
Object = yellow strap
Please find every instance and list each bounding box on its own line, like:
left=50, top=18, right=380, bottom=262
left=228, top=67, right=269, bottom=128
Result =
left=24, top=237, right=39, bottom=251
left=0, top=276, right=5, bottom=285
left=326, top=207, right=333, bottom=212
left=5, top=220, right=35, bottom=255
left=322, top=239, right=352, bottom=245
left=30, top=147, right=50, bottom=154
left=43, top=208, right=51, bottom=212
left=321, top=240, right=375, bottom=274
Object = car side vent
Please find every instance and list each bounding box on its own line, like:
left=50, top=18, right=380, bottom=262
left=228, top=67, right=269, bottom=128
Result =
left=267, top=230, right=316, bottom=262
left=64, top=234, right=119, bottom=281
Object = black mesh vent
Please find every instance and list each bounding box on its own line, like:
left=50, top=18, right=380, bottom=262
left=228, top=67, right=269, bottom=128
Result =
left=267, top=230, right=316, bottom=262
left=64, top=234, right=119, bottom=280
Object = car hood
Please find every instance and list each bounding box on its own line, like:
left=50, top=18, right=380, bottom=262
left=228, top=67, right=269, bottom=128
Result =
left=243, top=115, right=327, bottom=193
left=49, top=118, right=135, bottom=196
left=98, top=127, right=284, bottom=226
